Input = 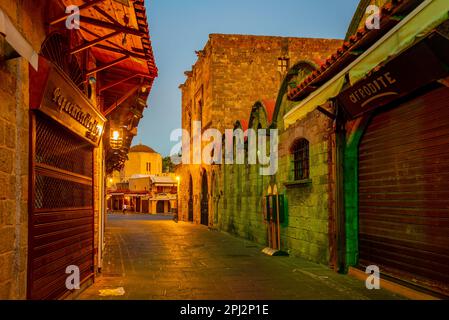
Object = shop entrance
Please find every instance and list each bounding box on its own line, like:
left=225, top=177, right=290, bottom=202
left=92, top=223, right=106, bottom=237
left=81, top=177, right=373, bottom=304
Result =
left=156, top=201, right=165, bottom=214
left=28, top=113, right=95, bottom=300
left=358, top=86, right=449, bottom=295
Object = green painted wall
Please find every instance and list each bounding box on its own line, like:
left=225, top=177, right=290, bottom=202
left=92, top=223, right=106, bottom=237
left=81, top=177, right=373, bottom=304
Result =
left=343, top=116, right=371, bottom=269
left=217, top=100, right=333, bottom=265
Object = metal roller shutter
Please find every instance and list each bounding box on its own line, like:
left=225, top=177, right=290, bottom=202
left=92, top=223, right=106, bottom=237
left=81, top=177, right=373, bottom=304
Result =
left=358, top=86, right=449, bottom=295
left=28, top=113, right=95, bottom=300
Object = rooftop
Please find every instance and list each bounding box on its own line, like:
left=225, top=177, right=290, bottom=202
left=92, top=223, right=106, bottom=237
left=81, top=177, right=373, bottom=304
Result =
left=129, top=143, right=158, bottom=154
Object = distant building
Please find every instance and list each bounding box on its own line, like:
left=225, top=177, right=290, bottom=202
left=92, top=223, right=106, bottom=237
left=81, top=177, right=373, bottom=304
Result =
left=125, top=144, right=163, bottom=178
left=108, top=143, right=163, bottom=187
left=107, top=144, right=178, bottom=214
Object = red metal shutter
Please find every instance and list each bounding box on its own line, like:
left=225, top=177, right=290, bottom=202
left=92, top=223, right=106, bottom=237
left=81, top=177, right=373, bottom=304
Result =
left=358, top=86, right=449, bottom=295
left=28, top=113, right=95, bottom=300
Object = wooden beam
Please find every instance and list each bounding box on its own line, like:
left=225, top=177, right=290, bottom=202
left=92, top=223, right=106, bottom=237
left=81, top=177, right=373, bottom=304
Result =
left=69, top=31, right=122, bottom=54
left=99, top=73, right=151, bottom=93
left=86, top=55, right=129, bottom=76
left=95, top=44, right=149, bottom=61
left=79, top=26, right=125, bottom=51
left=49, top=0, right=106, bottom=25
left=81, top=16, right=145, bottom=37
left=92, top=5, right=121, bottom=25
left=78, top=28, right=157, bottom=75
left=103, top=86, right=140, bottom=117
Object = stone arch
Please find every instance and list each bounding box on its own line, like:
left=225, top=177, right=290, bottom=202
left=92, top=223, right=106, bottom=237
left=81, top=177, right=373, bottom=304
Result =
left=248, top=100, right=275, bottom=130
left=211, top=170, right=220, bottom=226
left=188, top=174, right=194, bottom=222
left=270, top=60, right=318, bottom=129
left=200, top=168, right=209, bottom=226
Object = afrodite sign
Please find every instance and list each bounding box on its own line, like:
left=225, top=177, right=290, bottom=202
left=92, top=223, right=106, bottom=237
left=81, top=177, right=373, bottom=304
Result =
left=338, top=34, right=449, bottom=119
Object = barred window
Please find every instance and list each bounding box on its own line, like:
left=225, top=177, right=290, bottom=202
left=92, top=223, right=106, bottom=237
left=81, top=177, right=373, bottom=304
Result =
left=291, top=139, right=309, bottom=181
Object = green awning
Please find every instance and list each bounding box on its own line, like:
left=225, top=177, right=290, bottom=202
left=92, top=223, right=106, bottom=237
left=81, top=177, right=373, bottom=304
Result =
left=349, top=0, right=449, bottom=84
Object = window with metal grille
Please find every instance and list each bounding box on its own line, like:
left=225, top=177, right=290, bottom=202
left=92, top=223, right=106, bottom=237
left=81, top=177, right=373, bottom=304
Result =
left=291, top=138, right=309, bottom=181
left=35, top=115, right=93, bottom=177
left=34, top=114, right=94, bottom=209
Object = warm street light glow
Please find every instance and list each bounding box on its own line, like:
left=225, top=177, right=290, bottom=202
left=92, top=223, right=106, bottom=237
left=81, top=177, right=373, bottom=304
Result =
left=110, top=128, right=123, bottom=150
left=112, top=130, right=120, bottom=140
left=176, top=176, right=180, bottom=182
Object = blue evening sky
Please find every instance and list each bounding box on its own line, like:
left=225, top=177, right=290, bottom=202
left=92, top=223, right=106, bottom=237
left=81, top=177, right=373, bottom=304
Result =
left=138, top=0, right=360, bottom=156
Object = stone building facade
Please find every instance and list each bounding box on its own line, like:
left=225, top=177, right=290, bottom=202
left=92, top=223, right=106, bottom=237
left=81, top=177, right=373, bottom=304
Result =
left=213, top=0, right=425, bottom=269
left=218, top=59, right=338, bottom=265
left=178, top=33, right=342, bottom=245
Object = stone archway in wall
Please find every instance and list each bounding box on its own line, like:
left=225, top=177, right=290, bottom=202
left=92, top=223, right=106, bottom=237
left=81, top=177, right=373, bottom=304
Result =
left=188, top=174, right=194, bottom=222
left=200, top=169, right=209, bottom=226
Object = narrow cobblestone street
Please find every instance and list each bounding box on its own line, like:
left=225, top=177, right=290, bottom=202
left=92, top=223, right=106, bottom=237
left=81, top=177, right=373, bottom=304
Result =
left=78, top=215, right=402, bottom=300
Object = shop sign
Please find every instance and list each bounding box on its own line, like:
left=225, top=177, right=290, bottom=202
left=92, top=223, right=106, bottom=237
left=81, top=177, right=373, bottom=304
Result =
left=34, top=63, right=106, bottom=146
left=338, top=35, right=449, bottom=119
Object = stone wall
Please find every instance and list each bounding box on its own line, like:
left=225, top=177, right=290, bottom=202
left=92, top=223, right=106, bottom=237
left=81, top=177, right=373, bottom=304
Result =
left=209, top=34, right=341, bottom=132
left=276, top=110, right=334, bottom=265
left=184, top=34, right=342, bottom=265
left=0, top=0, right=48, bottom=300
left=217, top=97, right=334, bottom=265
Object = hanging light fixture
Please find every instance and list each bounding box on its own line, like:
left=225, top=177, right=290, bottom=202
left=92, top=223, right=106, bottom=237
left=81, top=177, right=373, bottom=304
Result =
left=110, top=128, right=123, bottom=150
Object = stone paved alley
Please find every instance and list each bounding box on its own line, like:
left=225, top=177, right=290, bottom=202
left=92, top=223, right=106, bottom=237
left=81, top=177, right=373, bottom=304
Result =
left=77, top=215, right=402, bottom=300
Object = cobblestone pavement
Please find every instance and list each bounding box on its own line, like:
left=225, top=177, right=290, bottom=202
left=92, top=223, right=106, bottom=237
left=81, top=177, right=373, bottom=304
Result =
left=78, top=215, right=402, bottom=300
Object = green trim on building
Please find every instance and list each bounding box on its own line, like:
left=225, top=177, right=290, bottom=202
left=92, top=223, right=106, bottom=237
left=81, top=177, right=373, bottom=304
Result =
left=343, top=116, right=371, bottom=268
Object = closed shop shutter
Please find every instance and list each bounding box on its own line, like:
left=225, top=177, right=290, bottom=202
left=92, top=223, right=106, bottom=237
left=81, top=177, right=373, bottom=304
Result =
left=358, top=86, right=449, bottom=295
left=28, top=113, right=95, bottom=300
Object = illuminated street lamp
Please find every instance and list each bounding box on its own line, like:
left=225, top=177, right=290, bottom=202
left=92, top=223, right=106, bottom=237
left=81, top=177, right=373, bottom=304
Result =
left=110, top=128, right=123, bottom=150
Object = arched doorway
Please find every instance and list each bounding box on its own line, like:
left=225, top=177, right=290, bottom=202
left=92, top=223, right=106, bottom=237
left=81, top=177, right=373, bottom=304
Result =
left=188, top=175, right=193, bottom=222
left=211, top=172, right=218, bottom=227
left=200, top=171, right=209, bottom=226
